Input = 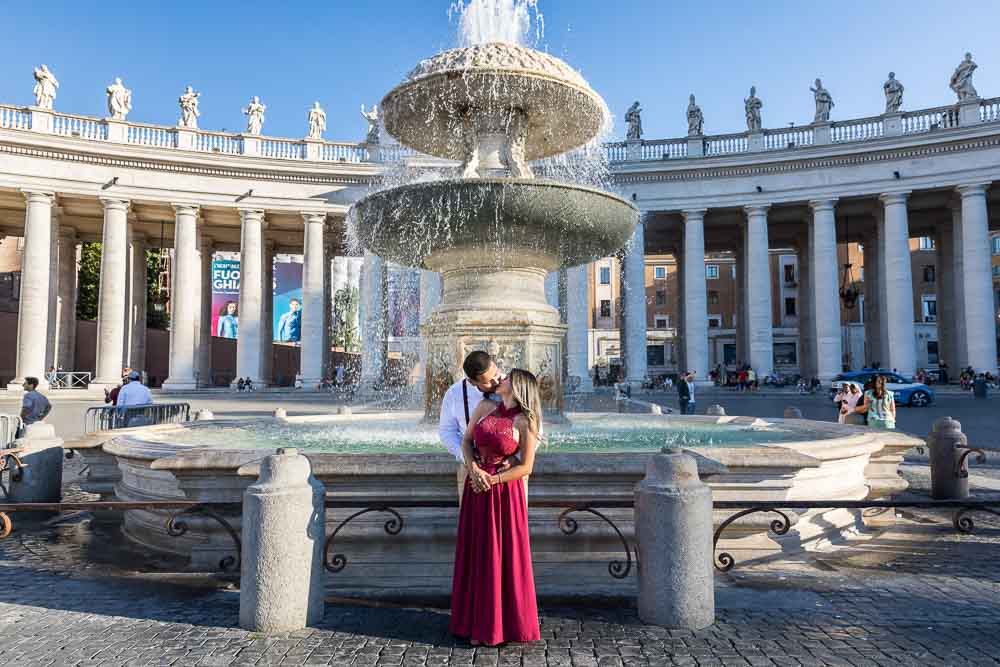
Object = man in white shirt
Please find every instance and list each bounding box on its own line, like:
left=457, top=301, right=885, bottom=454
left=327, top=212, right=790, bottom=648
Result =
left=438, top=350, right=506, bottom=500
left=117, top=370, right=153, bottom=407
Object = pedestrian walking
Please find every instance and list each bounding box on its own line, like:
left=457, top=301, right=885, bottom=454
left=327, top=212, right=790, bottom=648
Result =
left=854, top=375, right=895, bottom=429
left=19, top=376, right=52, bottom=434
left=833, top=382, right=862, bottom=424
left=677, top=371, right=696, bottom=415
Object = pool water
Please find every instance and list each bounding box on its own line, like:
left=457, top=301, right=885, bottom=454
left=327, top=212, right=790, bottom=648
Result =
left=159, top=414, right=813, bottom=453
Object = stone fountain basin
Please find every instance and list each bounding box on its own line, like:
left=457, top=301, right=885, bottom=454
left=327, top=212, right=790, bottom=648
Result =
left=69, top=413, right=922, bottom=600
left=349, top=178, right=639, bottom=269
left=381, top=42, right=607, bottom=161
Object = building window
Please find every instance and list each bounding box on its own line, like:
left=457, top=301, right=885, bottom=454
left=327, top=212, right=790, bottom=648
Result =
left=783, top=264, right=795, bottom=284
left=923, top=265, right=935, bottom=283
left=993, top=265, right=1000, bottom=276
left=599, top=299, right=611, bottom=317
left=706, top=265, right=719, bottom=279
left=723, top=344, right=736, bottom=365
left=784, top=297, right=797, bottom=316
left=708, top=290, right=719, bottom=305
left=599, top=266, right=611, bottom=285
left=654, top=266, right=666, bottom=280
left=655, top=289, right=666, bottom=306
left=927, top=341, right=939, bottom=365
left=918, top=237, right=935, bottom=250
left=922, top=296, right=937, bottom=322
left=654, top=315, right=668, bottom=329
left=774, top=342, right=797, bottom=365
left=992, top=237, right=1000, bottom=255
left=647, top=345, right=665, bottom=367
left=708, top=315, right=722, bottom=328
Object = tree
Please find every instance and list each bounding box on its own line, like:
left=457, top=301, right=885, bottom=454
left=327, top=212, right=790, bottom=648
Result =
left=146, top=249, right=170, bottom=330
left=332, top=286, right=359, bottom=351
left=75, top=242, right=170, bottom=329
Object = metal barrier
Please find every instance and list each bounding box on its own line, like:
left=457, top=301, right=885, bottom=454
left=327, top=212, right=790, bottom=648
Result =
left=50, top=371, right=92, bottom=389
left=0, top=414, right=22, bottom=448
left=84, top=403, right=191, bottom=433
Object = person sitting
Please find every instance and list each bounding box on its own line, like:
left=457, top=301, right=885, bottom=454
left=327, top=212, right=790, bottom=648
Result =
left=104, top=368, right=132, bottom=406
left=237, top=378, right=246, bottom=393
left=20, top=376, right=52, bottom=433
left=244, top=377, right=254, bottom=392
left=117, top=370, right=153, bottom=407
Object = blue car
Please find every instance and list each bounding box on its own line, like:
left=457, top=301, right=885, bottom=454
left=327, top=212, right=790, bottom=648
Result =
left=830, top=370, right=935, bottom=407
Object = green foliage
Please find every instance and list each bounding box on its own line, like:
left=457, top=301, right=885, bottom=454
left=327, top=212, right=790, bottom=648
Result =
left=333, top=286, right=359, bottom=352
left=75, top=243, right=102, bottom=320
left=146, top=249, right=170, bottom=330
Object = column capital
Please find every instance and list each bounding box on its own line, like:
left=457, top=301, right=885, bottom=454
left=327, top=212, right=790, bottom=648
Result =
left=20, top=189, right=55, bottom=205
left=238, top=208, right=265, bottom=224
left=99, top=197, right=130, bottom=212
left=808, top=198, right=837, bottom=213
left=301, top=211, right=327, bottom=225
left=681, top=209, right=707, bottom=222
left=171, top=203, right=201, bottom=217
left=956, top=183, right=990, bottom=198
left=878, top=191, right=910, bottom=206
left=743, top=204, right=770, bottom=217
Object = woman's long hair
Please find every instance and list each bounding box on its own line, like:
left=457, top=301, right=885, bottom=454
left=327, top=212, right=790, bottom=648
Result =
left=872, top=375, right=887, bottom=400
left=508, top=368, right=542, bottom=436
left=218, top=301, right=238, bottom=317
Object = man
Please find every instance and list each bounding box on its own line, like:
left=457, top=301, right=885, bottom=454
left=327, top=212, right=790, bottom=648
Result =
left=117, top=370, right=153, bottom=407
left=677, top=371, right=696, bottom=415
left=103, top=368, right=132, bottom=406
left=439, top=351, right=507, bottom=501
left=277, top=298, right=302, bottom=342
left=20, top=377, right=52, bottom=428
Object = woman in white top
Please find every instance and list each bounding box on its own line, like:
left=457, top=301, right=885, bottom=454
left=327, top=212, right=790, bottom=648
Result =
left=833, top=382, right=862, bottom=424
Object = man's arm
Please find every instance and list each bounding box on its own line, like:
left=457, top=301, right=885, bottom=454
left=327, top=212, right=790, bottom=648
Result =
left=437, top=387, right=465, bottom=462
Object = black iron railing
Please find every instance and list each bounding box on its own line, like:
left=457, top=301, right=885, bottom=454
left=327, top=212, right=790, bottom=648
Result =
left=84, top=403, right=191, bottom=433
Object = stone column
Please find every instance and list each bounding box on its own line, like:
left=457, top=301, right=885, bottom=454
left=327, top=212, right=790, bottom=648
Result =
left=809, top=199, right=842, bottom=381
left=360, top=252, right=388, bottom=391
left=234, top=209, right=267, bottom=388
left=950, top=202, right=968, bottom=370
left=419, top=270, right=442, bottom=322
left=797, top=240, right=815, bottom=379
left=957, top=184, right=997, bottom=373
left=935, top=222, right=956, bottom=375
left=734, top=243, right=747, bottom=365
left=345, top=257, right=362, bottom=352
left=566, top=264, right=594, bottom=392
left=878, top=192, right=916, bottom=377
left=55, top=226, right=78, bottom=372
left=93, top=197, right=130, bottom=389
left=199, top=236, right=214, bottom=386
left=681, top=210, right=708, bottom=380
left=744, top=205, right=773, bottom=377
left=260, top=241, right=275, bottom=386
left=862, top=235, right=885, bottom=367
left=300, top=212, right=327, bottom=390
left=127, top=233, right=148, bottom=372
left=620, top=221, right=647, bottom=386
left=8, top=190, right=54, bottom=390
left=45, top=208, right=60, bottom=373
left=163, top=205, right=200, bottom=390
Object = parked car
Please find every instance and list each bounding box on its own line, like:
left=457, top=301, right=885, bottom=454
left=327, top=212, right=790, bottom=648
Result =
left=830, top=370, right=935, bottom=407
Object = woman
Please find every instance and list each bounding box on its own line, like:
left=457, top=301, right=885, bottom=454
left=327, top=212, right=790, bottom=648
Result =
left=217, top=301, right=239, bottom=338
left=450, top=368, right=541, bottom=646
left=833, top=382, right=862, bottom=424
left=855, top=375, right=895, bottom=429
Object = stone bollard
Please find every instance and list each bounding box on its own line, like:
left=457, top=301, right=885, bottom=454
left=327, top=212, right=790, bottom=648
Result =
left=273, top=408, right=288, bottom=420
left=337, top=406, right=352, bottom=416
left=928, top=417, right=980, bottom=500
left=705, top=404, right=726, bottom=416
left=239, top=448, right=326, bottom=632
left=635, top=448, right=714, bottom=629
left=9, top=423, right=63, bottom=503
left=195, top=409, right=215, bottom=421
left=783, top=407, right=803, bottom=419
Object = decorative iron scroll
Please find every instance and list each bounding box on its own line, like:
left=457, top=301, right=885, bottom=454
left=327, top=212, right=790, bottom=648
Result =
left=956, top=448, right=988, bottom=478
left=166, top=505, right=242, bottom=572
left=713, top=507, right=792, bottom=572
left=557, top=506, right=634, bottom=579
left=0, top=451, right=25, bottom=500
left=953, top=505, right=1000, bottom=533
left=324, top=507, right=404, bottom=573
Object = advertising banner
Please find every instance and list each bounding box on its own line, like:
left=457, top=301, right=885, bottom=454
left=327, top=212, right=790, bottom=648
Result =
left=211, top=259, right=241, bottom=339
left=273, top=261, right=304, bottom=343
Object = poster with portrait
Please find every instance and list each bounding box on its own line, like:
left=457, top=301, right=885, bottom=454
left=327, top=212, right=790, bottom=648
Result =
left=211, top=259, right=241, bottom=339
left=273, top=261, right=303, bottom=343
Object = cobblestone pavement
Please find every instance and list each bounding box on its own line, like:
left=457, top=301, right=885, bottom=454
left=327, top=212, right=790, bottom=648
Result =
left=1, top=468, right=999, bottom=665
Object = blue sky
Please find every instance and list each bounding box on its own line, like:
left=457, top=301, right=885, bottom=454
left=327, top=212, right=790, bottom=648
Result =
left=3, top=1, right=999, bottom=142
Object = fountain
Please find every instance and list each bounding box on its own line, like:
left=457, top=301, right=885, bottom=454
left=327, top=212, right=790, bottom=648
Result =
left=67, top=1, right=923, bottom=598
left=348, top=1, right=638, bottom=415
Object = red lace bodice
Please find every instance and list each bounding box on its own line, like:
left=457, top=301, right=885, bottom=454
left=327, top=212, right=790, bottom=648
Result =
left=472, top=403, right=522, bottom=470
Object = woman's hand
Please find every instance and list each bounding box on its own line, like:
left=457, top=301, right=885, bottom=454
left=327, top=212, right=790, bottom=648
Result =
left=467, top=463, right=493, bottom=493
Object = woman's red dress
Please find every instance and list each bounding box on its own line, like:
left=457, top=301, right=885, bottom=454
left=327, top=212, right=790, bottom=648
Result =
left=449, top=403, right=540, bottom=645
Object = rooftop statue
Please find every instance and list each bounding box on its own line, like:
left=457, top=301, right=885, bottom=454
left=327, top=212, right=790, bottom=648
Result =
left=810, top=78, right=834, bottom=122
left=242, top=96, right=266, bottom=136
left=32, top=64, right=58, bottom=110
left=307, top=101, right=326, bottom=140
left=178, top=86, right=200, bottom=129
left=883, top=72, right=904, bottom=113
left=744, top=86, right=763, bottom=132
left=106, top=77, right=132, bottom=121
left=686, top=94, right=704, bottom=136
left=950, top=52, right=978, bottom=101
left=625, top=101, right=642, bottom=140
left=360, top=104, right=380, bottom=144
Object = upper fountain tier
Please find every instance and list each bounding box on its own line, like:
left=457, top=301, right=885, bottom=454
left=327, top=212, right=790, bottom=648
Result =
left=381, top=42, right=609, bottom=168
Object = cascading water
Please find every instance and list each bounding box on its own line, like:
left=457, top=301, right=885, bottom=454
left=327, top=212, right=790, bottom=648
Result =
left=347, top=1, right=639, bottom=417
